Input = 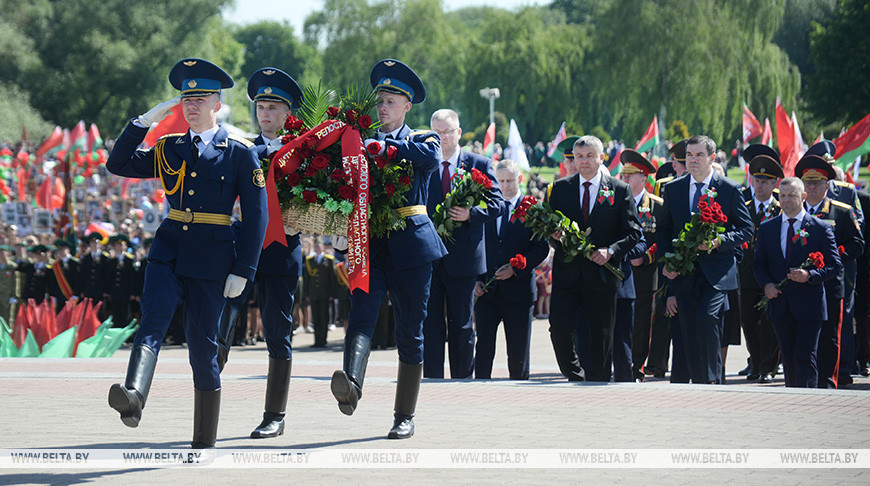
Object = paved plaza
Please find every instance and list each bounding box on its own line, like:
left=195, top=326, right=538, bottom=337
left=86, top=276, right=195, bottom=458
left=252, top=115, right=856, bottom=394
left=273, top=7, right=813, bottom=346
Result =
left=1, top=318, right=869, bottom=484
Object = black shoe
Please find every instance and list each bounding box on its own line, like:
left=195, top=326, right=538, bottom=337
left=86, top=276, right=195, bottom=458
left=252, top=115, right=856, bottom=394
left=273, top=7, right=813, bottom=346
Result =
left=758, top=373, right=774, bottom=383
left=387, top=362, right=422, bottom=440
left=331, top=334, right=370, bottom=416
left=747, top=371, right=761, bottom=381
left=633, top=370, right=645, bottom=382
left=861, top=364, right=870, bottom=377
left=108, top=344, right=157, bottom=428
left=839, top=374, right=854, bottom=387
left=251, top=358, right=291, bottom=439
left=191, top=388, right=221, bottom=449
left=737, top=363, right=752, bottom=376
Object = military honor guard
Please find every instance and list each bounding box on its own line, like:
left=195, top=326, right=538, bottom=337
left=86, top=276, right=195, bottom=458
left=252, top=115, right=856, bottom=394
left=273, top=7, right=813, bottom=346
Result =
left=659, top=135, right=753, bottom=384
left=473, top=159, right=549, bottom=380
left=423, top=108, right=503, bottom=379
left=18, top=245, right=51, bottom=304
left=556, top=136, right=580, bottom=177
left=545, top=136, right=643, bottom=382
left=796, top=155, right=864, bottom=388
left=753, top=177, right=842, bottom=387
left=106, top=58, right=267, bottom=448
left=330, top=59, right=447, bottom=439
left=79, top=234, right=108, bottom=316
left=737, top=146, right=783, bottom=382
left=105, top=234, right=136, bottom=328
left=48, top=239, right=79, bottom=307
left=214, top=67, right=305, bottom=439
left=619, top=150, right=665, bottom=382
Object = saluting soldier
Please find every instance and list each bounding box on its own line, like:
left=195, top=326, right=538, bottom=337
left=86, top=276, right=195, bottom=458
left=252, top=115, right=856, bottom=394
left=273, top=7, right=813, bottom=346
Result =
left=796, top=155, right=864, bottom=388
left=106, top=58, right=267, bottom=449
left=330, top=59, right=447, bottom=439
left=737, top=146, right=783, bottom=383
left=215, top=67, right=304, bottom=440
left=48, top=239, right=80, bottom=307
left=0, top=245, right=20, bottom=324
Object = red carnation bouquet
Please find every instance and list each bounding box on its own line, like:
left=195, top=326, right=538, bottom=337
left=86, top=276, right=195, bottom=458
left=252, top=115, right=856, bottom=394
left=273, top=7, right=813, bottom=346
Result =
left=659, top=190, right=729, bottom=277
left=432, top=166, right=496, bottom=243
left=755, top=251, right=825, bottom=311
left=511, top=195, right=624, bottom=280
left=476, top=253, right=527, bottom=301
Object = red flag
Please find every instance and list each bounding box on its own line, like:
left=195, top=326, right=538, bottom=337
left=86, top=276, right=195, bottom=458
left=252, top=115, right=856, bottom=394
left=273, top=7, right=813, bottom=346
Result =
left=832, top=112, right=870, bottom=166
left=36, top=127, right=64, bottom=159
left=87, top=123, right=103, bottom=152
left=761, top=118, right=773, bottom=146
left=12, top=303, right=27, bottom=348
left=36, top=176, right=65, bottom=209
left=69, top=120, right=87, bottom=152
left=742, top=104, right=763, bottom=143
left=143, top=103, right=188, bottom=148
left=482, top=123, right=496, bottom=157
left=558, top=162, right=567, bottom=178
left=16, top=167, right=26, bottom=200
left=776, top=98, right=799, bottom=177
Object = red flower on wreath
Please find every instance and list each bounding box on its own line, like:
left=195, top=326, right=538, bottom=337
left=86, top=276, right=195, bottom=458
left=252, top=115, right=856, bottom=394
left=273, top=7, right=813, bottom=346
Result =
left=366, top=141, right=382, bottom=155
left=338, top=184, right=355, bottom=201
left=284, top=115, right=304, bottom=132
left=374, top=155, right=388, bottom=169
left=386, top=145, right=398, bottom=160
left=304, top=166, right=318, bottom=177
left=310, top=153, right=330, bottom=171
left=281, top=133, right=296, bottom=144
left=330, top=169, right=346, bottom=181
left=510, top=254, right=527, bottom=270
left=302, top=190, right=317, bottom=203
left=385, top=183, right=396, bottom=197
left=285, top=172, right=301, bottom=186
left=358, top=115, right=372, bottom=130
left=345, top=110, right=358, bottom=123
left=326, top=107, right=340, bottom=117
left=399, top=175, right=411, bottom=187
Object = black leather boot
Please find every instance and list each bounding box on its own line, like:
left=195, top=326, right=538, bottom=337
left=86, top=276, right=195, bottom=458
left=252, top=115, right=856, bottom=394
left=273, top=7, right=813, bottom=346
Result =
left=330, top=333, right=370, bottom=416
left=217, top=301, right=243, bottom=372
left=191, top=388, right=221, bottom=449
left=388, top=361, right=423, bottom=439
left=108, top=344, right=157, bottom=428
left=250, top=358, right=292, bottom=439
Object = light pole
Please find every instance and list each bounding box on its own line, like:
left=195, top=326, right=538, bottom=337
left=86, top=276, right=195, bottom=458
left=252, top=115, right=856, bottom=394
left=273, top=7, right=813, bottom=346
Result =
left=479, top=87, right=500, bottom=126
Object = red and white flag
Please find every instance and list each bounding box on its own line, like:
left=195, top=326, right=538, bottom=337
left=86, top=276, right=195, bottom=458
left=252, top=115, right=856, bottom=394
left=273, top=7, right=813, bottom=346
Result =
left=547, top=122, right=567, bottom=157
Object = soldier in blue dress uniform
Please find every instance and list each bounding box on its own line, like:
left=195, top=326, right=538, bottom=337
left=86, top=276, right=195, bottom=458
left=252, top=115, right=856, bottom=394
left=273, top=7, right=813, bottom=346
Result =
left=330, top=59, right=447, bottom=439
left=214, top=67, right=304, bottom=440
left=106, top=58, right=268, bottom=449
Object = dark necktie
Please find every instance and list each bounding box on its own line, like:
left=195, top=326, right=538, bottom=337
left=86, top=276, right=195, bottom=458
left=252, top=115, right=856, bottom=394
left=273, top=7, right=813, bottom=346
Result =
left=786, top=217, right=796, bottom=262
left=441, top=161, right=451, bottom=197
left=500, top=200, right=512, bottom=237
left=581, top=181, right=592, bottom=222
left=692, top=181, right=704, bottom=213
left=191, top=135, right=202, bottom=162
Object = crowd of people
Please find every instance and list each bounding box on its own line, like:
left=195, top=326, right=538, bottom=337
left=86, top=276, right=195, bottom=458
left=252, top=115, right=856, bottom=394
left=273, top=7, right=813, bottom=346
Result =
left=3, top=55, right=868, bottom=450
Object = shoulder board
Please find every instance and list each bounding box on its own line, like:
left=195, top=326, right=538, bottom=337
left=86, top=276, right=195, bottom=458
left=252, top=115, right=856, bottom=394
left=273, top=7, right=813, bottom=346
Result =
left=745, top=199, right=752, bottom=206
left=158, top=133, right=185, bottom=141
left=324, top=254, right=335, bottom=260
left=830, top=200, right=852, bottom=210
left=772, top=187, right=780, bottom=194
left=833, top=180, right=854, bottom=189
left=228, top=135, right=254, bottom=148
left=546, top=182, right=554, bottom=202
left=410, top=129, right=432, bottom=136
left=648, top=194, right=664, bottom=204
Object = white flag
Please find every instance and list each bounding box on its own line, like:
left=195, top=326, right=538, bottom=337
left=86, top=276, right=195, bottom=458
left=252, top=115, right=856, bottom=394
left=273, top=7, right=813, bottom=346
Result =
left=507, top=119, right=530, bottom=171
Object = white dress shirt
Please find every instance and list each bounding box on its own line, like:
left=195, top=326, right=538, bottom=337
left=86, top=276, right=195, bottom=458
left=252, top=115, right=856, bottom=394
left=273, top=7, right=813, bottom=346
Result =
left=688, top=170, right=715, bottom=212
left=781, top=210, right=807, bottom=258
left=578, top=171, right=603, bottom=214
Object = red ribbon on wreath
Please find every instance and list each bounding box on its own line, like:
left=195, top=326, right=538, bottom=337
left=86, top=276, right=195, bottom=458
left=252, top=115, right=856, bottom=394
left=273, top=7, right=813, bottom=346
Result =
left=264, top=119, right=370, bottom=293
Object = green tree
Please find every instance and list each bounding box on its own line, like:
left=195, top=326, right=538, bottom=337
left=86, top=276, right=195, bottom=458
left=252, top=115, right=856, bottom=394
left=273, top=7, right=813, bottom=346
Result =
left=806, top=0, right=870, bottom=125
left=234, top=21, right=318, bottom=86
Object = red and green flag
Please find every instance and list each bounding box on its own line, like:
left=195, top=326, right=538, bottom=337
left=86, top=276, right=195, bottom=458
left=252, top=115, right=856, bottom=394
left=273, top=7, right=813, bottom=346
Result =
left=760, top=118, right=773, bottom=147
left=547, top=122, right=567, bottom=161
left=742, top=104, right=763, bottom=143
left=634, top=115, right=659, bottom=153
left=833, top=112, right=870, bottom=170
left=70, top=120, right=87, bottom=152
left=482, top=122, right=496, bottom=158
left=35, top=126, right=64, bottom=159
left=776, top=97, right=800, bottom=177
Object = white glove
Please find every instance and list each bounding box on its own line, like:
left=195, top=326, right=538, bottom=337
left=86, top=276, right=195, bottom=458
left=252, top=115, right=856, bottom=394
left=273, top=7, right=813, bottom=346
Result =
left=138, top=96, right=181, bottom=126
left=332, top=235, right=348, bottom=252
left=267, top=137, right=284, bottom=156
left=363, top=139, right=385, bottom=156
left=223, top=274, right=247, bottom=298
left=284, top=225, right=300, bottom=236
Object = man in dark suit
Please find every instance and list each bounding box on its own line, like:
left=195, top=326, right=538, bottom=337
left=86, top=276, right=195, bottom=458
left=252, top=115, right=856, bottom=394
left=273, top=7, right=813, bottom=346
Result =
left=753, top=177, right=841, bottom=387
left=855, top=188, right=870, bottom=377
left=797, top=155, right=864, bottom=388
left=737, top=148, right=783, bottom=383
left=330, top=59, right=448, bottom=439
left=303, top=238, right=337, bottom=348
left=105, top=234, right=136, bottom=328
left=545, top=135, right=643, bottom=382
left=473, top=159, right=549, bottom=380
left=424, top=108, right=503, bottom=379
left=659, top=135, right=753, bottom=384
left=79, top=234, right=108, bottom=317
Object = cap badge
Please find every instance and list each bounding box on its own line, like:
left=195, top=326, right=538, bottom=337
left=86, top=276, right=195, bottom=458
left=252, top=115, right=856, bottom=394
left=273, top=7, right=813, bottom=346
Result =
left=264, top=87, right=273, bottom=94
left=187, top=80, right=197, bottom=88
left=183, top=60, right=197, bottom=67
left=384, top=61, right=396, bottom=66
left=263, top=70, right=275, bottom=75
left=383, top=79, right=392, bottom=85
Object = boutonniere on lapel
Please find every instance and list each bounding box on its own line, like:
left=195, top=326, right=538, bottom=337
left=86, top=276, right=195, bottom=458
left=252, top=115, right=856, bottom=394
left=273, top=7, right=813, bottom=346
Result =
left=703, top=188, right=718, bottom=199
left=597, top=187, right=615, bottom=205
left=792, top=228, right=809, bottom=246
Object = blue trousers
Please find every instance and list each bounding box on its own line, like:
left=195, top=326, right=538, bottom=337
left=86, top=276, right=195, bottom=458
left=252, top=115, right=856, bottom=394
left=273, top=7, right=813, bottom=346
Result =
left=673, top=273, right=727, bottom=384
left=772, top=306, right=822, bottom=388
left=473, top=296, right=533, bottom=380
left=256, top=273, right=297, bottom=359
left=423, top=263, right=476, bottom=378
left=134, top=261, right=223, bottom=391
left=612, top=298, right=635, bottom=382
left=348, top=249, right=433, bottom=365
